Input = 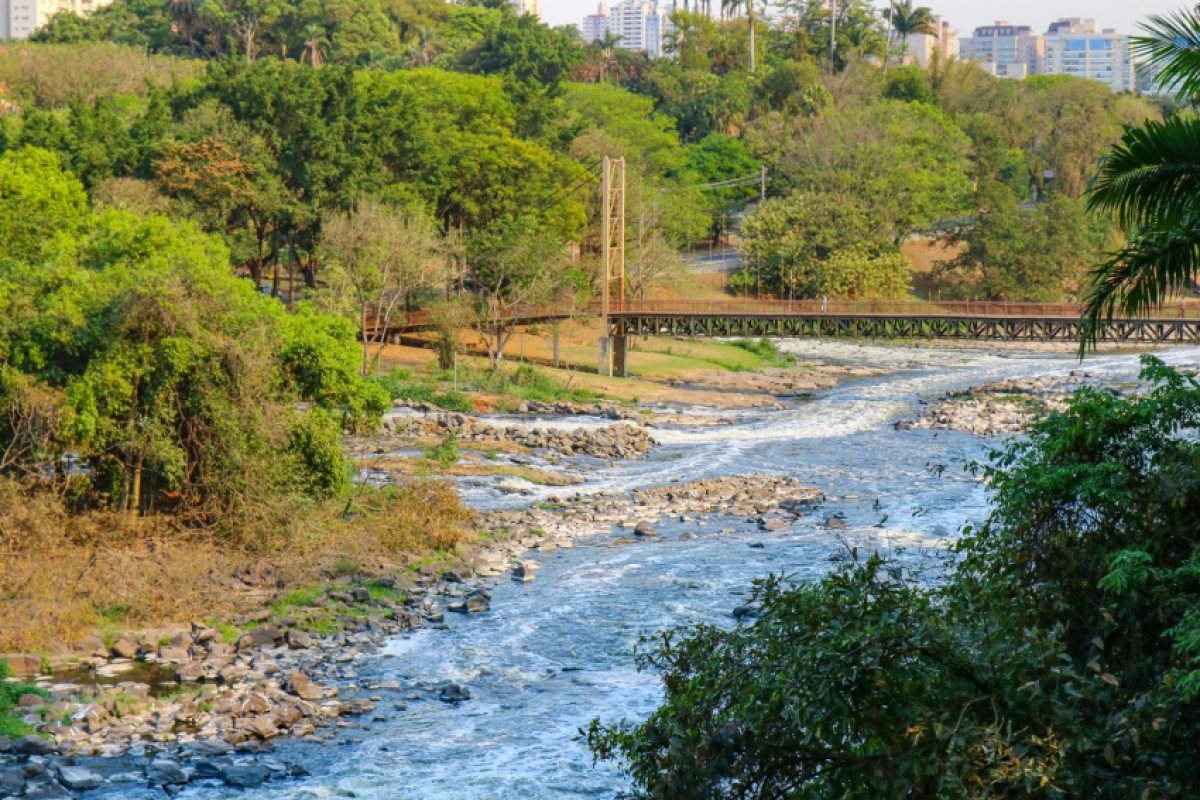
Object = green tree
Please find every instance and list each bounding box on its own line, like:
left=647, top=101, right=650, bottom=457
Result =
left=466, top=216, right=577, bottom=367
left=588, top=356, right=1200, bottom=797
left=738, top=191, right=899, bottom=297
left=749, top=100, right=973, bottom=242
left=0, top=147, right=88, bottom=262
left=931, top=184, right=1115, bottom=301
left=881, top=63, right=934, bottom=104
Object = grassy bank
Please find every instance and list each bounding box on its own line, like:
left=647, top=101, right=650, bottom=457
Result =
left=0, top=477, right=475, bottom=655
left=371, top=328, right=796, bottom=412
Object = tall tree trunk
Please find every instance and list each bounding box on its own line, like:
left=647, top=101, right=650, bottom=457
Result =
left=883, top=0, right=894, bottom=73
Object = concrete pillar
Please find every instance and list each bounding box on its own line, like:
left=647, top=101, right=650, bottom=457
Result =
left=598, top=337, right=613, bottom=377
left=612, top=335, right=627, bottom=378
left=553, top=323, right=561, bottom=369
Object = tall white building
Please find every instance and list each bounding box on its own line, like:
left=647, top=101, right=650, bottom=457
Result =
left=581, top=0, right=673, bottom=57
left=904, top=14, right=956, bottom=69
left=2, top=0, right=110, bottom=39
left=509, top=0, right=541, bottom=20
left=1042, top=18, right=1134, bottom=93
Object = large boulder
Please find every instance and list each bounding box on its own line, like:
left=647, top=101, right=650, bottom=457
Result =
left=437, top=683, right=471, bottom=702
left=0, top=654, right=41, bottom=677
left=13, top=735, right=56, bottom=756
left=246, top=624, right=283, bottom=647
left=221, top=765, right=270, bottom=788
left=633, top=522, right=657, bottom=536
left=110, top=638, right=139, bottom=659
left=146, top=759, right=187, bottom=786
left=57, top=766, right=103, bottom=791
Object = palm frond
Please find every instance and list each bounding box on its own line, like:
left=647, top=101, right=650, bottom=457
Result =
left=1087, top=116, right=1200, bottom=229
left=1134, top=7, right=1200, bottom=101
left=1080, top=215, right=1200, bottom=350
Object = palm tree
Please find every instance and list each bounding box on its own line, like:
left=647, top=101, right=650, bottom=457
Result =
left=165, top=0, right=203, bottom=56
left=1083, top=6, right=1200, bottom=337
left=301, top=23, right=327, bottom=67
left=890, top=0, right=937, bottom=62
left=720, top=0, right=756, bottom=72
left=598, top=29, right=624, bottom=82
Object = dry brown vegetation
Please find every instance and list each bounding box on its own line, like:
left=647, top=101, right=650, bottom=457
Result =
left=0, top=476, right=474, bottom=653
left=0, top=43, right=199, bottom=108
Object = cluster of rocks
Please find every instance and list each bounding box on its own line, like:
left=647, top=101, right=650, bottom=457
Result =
left=0, top=733, right=311, bottom=796
left=670, top=365, right=890, bottom=400
left=383, top=412, right=658, bottom=460
left=390, top=399, right=644, bottom=422
left=895, top=375, right=1088, bottom=436
left=465, top=474, right=825, bottom=581
left=514, top=400, right=643, bottom=422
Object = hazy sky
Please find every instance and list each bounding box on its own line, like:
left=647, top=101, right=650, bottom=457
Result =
left=543, top=0, right=1185, bottom=39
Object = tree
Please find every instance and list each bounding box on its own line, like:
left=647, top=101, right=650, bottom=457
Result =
left=931, top=184, right=1116, bottom=301
left=301, top=23, right=329, bottom=66
left=1082, top=6, right=1200, bottom=337
left=321, top=199, right=447, bottom=374
left=749, top=100, right=973, bottom=243
left=0, top=164, right=376, bottom=520
left=738, top=191, right=899, bottom=297
left=466, top=217, right=574, bottom=367
left=889, top=0, right=936, bottom=59
left=588, top=356, right=1200, bottom=797
left=0, top=148, right=88, bottom=263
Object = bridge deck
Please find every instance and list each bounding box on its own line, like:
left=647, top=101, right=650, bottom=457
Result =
left=365, top=299, right=1200, bottom=345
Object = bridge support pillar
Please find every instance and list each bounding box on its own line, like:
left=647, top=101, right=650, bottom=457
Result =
left=598, top=335, right=628, bottom=377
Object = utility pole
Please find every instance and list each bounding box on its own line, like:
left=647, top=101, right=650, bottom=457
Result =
left=760, top=165, right=766, bottom=202
left=883, top=0, right=895, bottom=74
left=829, top=0, right=837, bottom=76
left=748, top=0, right=755, bottom=73
left=599, top=155, right=626, bottom=377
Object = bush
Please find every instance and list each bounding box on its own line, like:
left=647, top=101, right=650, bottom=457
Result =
left=588, top=356, right=1200, bottom=797
left=286, top=408, right=353, bottom=501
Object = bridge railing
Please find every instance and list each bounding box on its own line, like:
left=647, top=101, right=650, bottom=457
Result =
left=598, top=299, right=1200, bottom=320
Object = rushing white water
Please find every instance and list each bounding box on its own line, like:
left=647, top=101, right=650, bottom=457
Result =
left=154, top=342, right=1200, bottom=799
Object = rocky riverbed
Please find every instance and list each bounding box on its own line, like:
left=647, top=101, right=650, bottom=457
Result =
left=893, top=374, right=1108, bottom=436
left=0, top=470, right=825, bottom=798
left=668, top=364, right=892, bottom=400
left=381, top=411, right=659, bottom=461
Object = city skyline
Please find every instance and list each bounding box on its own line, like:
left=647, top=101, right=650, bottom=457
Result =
left=546, top=0, right=1185, bottom=40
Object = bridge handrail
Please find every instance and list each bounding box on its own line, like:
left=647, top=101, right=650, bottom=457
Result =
left=363, top=298, right=1200, bottom=332
left=595, top=299, right=1200, bottom=320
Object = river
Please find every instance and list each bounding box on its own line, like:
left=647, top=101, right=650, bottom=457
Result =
left=129, top=342, right=1200, bottom=799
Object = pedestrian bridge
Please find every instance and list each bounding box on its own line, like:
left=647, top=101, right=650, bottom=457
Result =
left=603, top=299, right=1200, bottom=345
left=368, top=298, right=1200, bottom=377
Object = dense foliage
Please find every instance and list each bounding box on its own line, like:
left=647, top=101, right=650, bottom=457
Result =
left=588, top=357, right=1200, bottom=797
left=0, top=0, right=1157, bottom=303
left=0, top=148, right=381, bottom=522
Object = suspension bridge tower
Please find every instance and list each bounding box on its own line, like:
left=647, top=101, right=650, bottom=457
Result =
left=598, top=155, right=627, bottom=377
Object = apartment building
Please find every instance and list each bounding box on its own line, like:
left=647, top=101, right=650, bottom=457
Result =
left=1042, top=18, right=1134, bottom=93
left=959, top=21, right=1043, bottom=79
left=582, top=3, right=610, bottom=42
left=581, top=0, right=672, bottom=57
left=905, top=14, right=957, bottom=69
left=509, top=0, right=541, bottom=20
left=2, top=0, right=109, bottom=38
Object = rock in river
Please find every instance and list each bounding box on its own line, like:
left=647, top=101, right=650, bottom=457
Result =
left=633, top=521, right=657, bottom=536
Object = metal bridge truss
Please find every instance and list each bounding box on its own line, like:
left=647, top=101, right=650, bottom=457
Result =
left=612, top=314, right=1200, bottom=345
